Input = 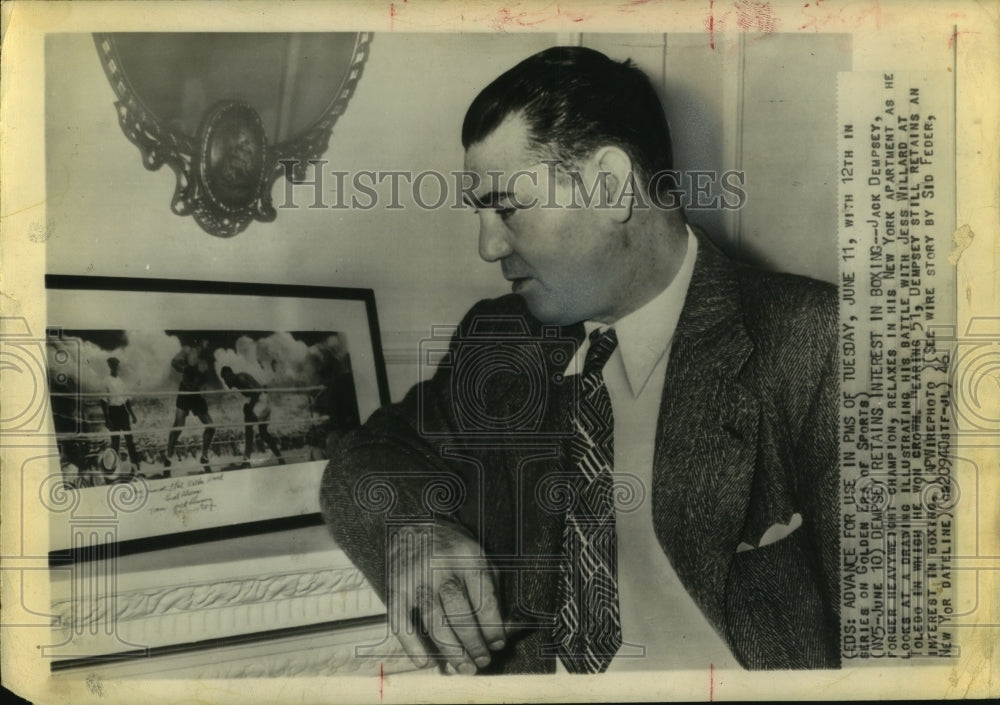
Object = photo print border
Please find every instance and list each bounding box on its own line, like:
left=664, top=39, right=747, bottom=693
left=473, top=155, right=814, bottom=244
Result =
left=43, top=274, right=390, bottom=562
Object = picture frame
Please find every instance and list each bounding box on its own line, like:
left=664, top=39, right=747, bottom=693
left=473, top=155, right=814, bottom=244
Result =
left=43, top=275, right=390, bottom=558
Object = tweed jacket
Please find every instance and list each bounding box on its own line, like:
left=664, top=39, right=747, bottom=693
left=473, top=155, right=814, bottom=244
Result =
left=320, top=232, right=841, bottom=672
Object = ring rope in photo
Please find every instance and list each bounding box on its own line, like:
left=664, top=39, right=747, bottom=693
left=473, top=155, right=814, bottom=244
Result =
left=48, top=384, right=329, bottom=398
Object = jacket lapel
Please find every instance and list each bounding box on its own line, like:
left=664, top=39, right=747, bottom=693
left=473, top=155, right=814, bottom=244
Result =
left=651, top=233, right=760, bottom=632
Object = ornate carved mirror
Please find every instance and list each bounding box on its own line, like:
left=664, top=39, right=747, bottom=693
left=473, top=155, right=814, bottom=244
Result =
left=94, top=33, right=371, bottom=237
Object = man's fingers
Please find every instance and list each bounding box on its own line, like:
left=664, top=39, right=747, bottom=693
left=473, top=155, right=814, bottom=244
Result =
left=420, top=586, right=476, bottom=673
left=463, top=569, right=506, bottom=651
left=439, top=576, right=491, bottom=668
left=393, top=619, right=431, bottom=669
left=389, top=523, right=505, bottom=673
left=388, top=586, right=430, bottom=668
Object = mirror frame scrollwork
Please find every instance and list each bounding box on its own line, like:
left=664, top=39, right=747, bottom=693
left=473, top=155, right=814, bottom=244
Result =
left=94, top=33, right=372, bottom=238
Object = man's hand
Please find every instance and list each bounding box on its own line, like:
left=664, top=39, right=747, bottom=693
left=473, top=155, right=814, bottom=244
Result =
left=387, top=521, right=506, bottom=674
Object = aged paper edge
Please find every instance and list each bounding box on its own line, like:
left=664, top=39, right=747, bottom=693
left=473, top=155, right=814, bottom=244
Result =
left=1, top=1, right=997, bottom=703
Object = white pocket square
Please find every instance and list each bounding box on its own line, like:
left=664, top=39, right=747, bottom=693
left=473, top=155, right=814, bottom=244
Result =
left=737, top=512, right=803, bottom=553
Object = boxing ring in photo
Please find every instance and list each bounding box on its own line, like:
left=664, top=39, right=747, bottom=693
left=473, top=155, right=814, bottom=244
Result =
left=41, top=275, right=395, bottom=674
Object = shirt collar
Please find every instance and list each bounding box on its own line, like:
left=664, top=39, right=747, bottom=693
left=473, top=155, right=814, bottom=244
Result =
left=572, top=225, right=698, bottom=398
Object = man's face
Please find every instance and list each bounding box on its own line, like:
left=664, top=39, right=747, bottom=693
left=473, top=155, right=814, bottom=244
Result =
left=463, top=115, right=624, bottom=325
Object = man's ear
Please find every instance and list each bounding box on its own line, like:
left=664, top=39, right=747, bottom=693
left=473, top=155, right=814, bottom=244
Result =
left=591, top=146, right=635, bottom=223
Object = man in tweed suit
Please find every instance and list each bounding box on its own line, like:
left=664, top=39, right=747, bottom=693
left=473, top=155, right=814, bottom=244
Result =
left=321, top=46, right=839, bottom=674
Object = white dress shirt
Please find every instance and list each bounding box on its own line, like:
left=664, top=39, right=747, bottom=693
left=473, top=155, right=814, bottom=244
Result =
left=559, top=227, right=739, bottom=672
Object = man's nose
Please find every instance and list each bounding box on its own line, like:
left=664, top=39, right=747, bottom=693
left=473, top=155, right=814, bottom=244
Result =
left=478, top=216, right=513, bottom=262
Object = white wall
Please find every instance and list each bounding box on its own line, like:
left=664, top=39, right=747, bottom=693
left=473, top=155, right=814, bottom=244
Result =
left=584, top=33, right=847, bottom=283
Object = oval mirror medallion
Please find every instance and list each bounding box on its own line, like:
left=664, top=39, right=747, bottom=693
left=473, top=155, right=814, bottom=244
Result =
left=95, top=33, right=372, bottom=237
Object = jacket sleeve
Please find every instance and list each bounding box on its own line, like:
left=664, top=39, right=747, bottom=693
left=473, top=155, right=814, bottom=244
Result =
left=319, top=298, right=499, bottom=600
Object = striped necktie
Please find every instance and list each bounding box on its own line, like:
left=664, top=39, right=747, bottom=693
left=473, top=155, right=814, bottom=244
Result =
left=554, top=327, right=622, bottom=673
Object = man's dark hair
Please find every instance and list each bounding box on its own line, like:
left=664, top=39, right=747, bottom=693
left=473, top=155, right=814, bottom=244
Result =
left=462, top=46, right=673, bottom=185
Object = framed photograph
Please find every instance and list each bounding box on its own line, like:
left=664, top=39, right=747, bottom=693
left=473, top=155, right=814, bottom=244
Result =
left=44, top=275, right=390, bottom=553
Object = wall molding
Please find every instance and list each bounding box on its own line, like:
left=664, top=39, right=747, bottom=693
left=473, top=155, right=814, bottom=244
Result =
left=51, top=564, right=371, bottom=632
left=51, top=621, right=419, bottom=680
left=47, top=535, right=386, bottom=660
left=186, top=638, right=392, bottom=679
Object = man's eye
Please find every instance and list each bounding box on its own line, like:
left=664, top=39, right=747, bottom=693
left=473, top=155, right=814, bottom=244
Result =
left=496, top=207, right=516, bottom=221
